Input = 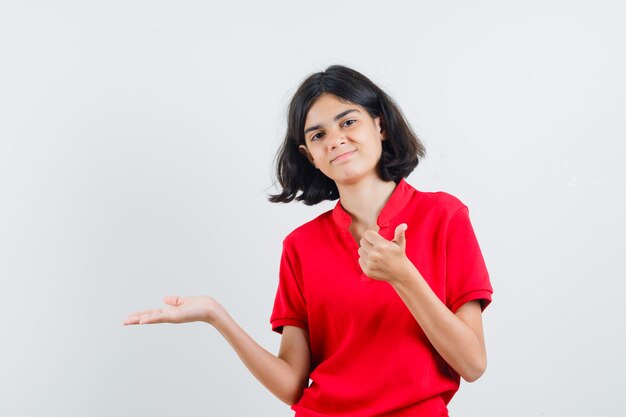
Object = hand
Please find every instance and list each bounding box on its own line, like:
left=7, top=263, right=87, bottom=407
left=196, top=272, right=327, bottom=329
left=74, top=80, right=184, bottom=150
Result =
left=358, top=223, right=412, bottom=283
left=123, top=295, right=225, bottom=326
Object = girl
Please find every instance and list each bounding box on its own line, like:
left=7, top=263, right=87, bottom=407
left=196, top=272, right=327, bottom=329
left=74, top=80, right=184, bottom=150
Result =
left=124, top=65, right=493, bottom=417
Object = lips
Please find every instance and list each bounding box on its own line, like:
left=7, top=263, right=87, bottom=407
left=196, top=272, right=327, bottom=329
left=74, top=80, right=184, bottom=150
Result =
left=331, top=150, right=356, bottom=163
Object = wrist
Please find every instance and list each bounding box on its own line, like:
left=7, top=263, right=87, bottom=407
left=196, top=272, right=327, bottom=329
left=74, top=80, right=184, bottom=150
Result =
left=202, top=298, right=228, bottom=327
left=390, top=259, right=422, bottom=288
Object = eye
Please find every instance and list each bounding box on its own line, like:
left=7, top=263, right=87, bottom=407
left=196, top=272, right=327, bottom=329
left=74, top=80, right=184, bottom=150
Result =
left=310, top=132, right=324, bottom=141
left=342, top=119, right=357, bottom=127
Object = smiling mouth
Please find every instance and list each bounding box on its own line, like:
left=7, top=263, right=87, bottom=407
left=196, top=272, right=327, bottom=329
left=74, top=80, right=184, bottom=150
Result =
left=331, top=150, right=356, bottom=163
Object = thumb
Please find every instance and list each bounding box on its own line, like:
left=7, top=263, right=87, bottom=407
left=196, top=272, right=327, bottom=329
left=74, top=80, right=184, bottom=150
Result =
left=164, top=295, right=184, bottom=306
left=393, top=223, right=408, bottom=246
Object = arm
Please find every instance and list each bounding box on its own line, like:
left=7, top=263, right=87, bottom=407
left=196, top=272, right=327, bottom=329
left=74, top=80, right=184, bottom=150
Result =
left=390, top=268, right=486, bottom=382
left=213, top=317, right=311, bottom=405
left=359, top=225, right=488, bottom=382
left=123, top=296, right=310, bottom=404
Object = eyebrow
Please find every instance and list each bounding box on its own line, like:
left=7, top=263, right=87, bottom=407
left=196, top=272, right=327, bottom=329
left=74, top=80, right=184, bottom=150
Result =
left=304, top=109, right=361, bottom=135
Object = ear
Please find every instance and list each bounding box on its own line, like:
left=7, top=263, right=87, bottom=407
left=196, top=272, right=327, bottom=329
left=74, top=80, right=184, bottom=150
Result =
left=375, top=115, right=387, bottom=141
left=299, top=145, right=317, bottom=168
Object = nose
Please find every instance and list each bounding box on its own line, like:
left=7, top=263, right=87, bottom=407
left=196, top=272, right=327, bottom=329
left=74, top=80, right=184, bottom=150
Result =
left=326, top=127, right=346, bottom=150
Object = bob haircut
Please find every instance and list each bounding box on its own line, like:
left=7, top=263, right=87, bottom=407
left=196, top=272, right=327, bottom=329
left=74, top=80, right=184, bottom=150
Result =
left=268, top=65, right=426, bottom=206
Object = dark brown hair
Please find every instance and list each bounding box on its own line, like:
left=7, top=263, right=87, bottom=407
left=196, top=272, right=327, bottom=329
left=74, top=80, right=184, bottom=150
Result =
left=268, top=65, right=426, bottom=205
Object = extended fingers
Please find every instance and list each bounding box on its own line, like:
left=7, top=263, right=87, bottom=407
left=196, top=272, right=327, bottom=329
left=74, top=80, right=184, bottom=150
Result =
left=123, top=307, right=173, bottom=325
left=134, top=309, right=178, bottom=325
left=137, top=311, right=168, bottom=324
left=128, top=307, right=166, bottom=317
left=123, top=296, right=185, bottom=326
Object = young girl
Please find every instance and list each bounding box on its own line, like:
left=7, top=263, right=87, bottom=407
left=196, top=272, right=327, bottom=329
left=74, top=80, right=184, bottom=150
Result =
left=124, top=65, right=493, bottom=417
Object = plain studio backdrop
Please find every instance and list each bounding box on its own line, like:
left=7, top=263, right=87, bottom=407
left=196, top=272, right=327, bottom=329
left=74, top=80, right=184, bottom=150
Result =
left=1, top=1, right=624, bottom=416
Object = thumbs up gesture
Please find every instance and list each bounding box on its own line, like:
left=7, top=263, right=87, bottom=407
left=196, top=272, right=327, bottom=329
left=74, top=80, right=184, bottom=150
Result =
left=357, top=223, right=412, bottom=283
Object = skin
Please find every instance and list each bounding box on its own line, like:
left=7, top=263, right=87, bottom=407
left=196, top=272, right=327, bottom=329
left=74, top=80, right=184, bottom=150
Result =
left=123, top=92, right=488, bottom=406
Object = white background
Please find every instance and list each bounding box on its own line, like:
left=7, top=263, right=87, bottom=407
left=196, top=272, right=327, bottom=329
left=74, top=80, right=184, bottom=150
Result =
left=1, top=1, right=624, bottom=416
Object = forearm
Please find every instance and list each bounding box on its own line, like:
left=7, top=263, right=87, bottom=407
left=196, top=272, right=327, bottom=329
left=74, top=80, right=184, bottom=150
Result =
left=211, top=311, right=306, bottom=405
left=391, top=262, right=486, bottom=382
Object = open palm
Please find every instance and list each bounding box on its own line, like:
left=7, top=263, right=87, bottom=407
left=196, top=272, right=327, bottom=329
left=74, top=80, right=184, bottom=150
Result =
left=123, top=295, right=223, bottom=326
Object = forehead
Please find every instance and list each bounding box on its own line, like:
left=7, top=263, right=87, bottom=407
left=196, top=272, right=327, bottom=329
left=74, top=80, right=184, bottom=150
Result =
left=304, top=93, right=364, bottom=126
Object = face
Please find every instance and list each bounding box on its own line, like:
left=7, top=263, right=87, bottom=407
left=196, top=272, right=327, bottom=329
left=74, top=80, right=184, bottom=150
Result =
left=299, top=93, right=386, bottom=185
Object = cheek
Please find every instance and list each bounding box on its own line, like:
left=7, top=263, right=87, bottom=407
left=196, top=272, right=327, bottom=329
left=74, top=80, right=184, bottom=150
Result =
left=309, top=142, right=324, bottom=159
left=311, top=148, right=325, bottom=161
left=370, top=141, right=384, bottom=160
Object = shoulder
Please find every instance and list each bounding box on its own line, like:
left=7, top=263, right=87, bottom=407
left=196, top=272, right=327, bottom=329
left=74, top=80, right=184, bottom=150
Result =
left=282, top=208, right=334, bottom=247
left=428, top=191, right=467, bottom=215
left=406, top=182, right=468, bottom=217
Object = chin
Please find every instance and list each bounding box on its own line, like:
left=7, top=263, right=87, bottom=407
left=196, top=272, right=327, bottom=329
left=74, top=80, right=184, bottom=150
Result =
left=332, top=171, right=371, bottom=186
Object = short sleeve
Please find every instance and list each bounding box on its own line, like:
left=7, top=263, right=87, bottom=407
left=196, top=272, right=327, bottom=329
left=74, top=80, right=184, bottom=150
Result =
left=445, top=205, right=493, bottom=313
left=270, top=239, right=308, bottom=334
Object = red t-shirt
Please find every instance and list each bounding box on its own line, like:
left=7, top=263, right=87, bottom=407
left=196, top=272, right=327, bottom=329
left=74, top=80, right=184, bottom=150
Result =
left=270, top=178, right=493, bottom=417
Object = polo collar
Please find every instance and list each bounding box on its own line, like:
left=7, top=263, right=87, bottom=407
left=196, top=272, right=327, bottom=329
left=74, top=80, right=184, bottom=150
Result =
left=331, top=178, right=413, bottom=231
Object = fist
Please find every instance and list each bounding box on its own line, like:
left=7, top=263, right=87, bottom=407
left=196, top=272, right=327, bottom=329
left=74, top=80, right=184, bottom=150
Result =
left=357, top=223, right=411, bottom=282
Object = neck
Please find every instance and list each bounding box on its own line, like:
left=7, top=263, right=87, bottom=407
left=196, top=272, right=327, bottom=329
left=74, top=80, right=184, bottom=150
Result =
left=336, top=176, right=398, bottom=228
